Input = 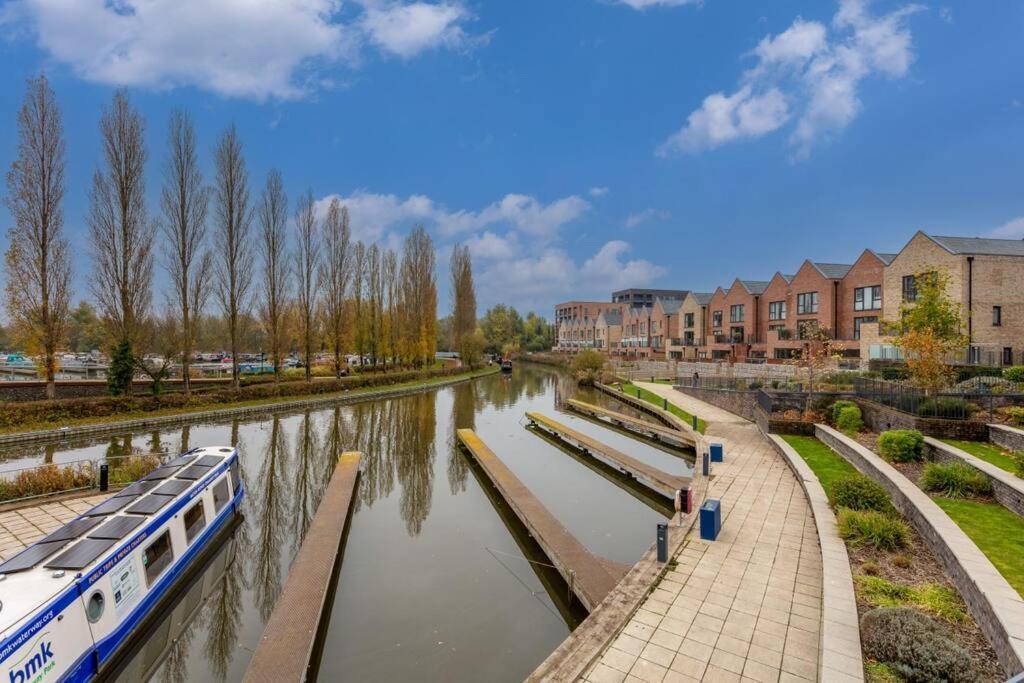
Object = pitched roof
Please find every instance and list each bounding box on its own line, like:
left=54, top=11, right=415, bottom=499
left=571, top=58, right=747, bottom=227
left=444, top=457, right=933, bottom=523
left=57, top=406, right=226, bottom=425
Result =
left=599, top=310, right=622, bottom=325
left=812, top=262, right=852, bottom=279
left=691, top=292, right=715, bottom=305
left=927, top=235, right=1024, bottom=257
left=869, top=250, right=898, bottom=265
left=657, top=298, right=683, bottom=314
left=738, top=280, right=770, bottom=294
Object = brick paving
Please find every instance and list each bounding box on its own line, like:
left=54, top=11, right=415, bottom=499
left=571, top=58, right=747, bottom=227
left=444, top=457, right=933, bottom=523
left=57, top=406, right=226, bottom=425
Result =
left=0, top=493, right=110, bottom=560
left=586, top=417, right=824, bottom=683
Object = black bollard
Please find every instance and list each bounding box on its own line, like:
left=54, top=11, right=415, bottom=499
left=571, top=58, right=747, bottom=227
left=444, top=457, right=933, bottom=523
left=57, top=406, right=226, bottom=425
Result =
left=692, top=414, right=698, bottom=431
left=99, top=464, right=109, bottom=492
left=663, top=398, right=668, bottom=410
left=657, top=523, right=668, bottom=563
left=702, top=452, right=710, bottom=477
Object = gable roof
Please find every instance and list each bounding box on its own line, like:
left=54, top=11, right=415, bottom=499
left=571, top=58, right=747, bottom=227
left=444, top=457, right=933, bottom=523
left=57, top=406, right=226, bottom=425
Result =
left=598, top=310, right=622, bottom=326
left=738, top=279, right=770, bottom=294
left=656, top=298, right=683, bottom=315
left=812, top=262, right=853, bottom=279
left=690, top=292, right=715, bottom=305
left=869, top=250, right=898, bottom=265
left=927, top=234, right=1024, bottom=257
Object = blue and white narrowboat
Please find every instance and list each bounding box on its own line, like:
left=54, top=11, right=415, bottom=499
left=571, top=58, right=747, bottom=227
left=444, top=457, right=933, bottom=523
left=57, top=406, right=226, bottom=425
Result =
left=0, top=446, right=244, bottom=683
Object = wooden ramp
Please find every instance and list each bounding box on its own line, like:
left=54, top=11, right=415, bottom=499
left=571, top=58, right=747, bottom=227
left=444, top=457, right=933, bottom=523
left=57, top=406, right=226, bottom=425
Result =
left=456, top=429, right=624, bottom=612
left=525, top=412, right=689, bottom=499
left=566, top=398, right=694, bottom=449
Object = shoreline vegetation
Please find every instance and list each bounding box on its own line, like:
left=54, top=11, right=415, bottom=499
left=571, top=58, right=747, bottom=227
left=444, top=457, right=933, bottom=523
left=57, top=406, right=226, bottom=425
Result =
left=0, top=364, right=499, bottom=436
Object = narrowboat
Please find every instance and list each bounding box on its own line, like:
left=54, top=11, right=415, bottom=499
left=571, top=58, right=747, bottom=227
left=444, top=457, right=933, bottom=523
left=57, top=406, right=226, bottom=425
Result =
left=500, top=358, right=513, bottom=374
left=0, top=446, right=244, bottom=683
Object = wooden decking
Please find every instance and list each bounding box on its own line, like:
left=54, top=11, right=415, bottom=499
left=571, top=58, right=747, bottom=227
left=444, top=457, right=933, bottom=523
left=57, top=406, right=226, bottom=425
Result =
left=525, top=412, right=689, bottom=500
left=457, top=429, right=625, bottom=612
left=565, top=398, right=695, bottom=449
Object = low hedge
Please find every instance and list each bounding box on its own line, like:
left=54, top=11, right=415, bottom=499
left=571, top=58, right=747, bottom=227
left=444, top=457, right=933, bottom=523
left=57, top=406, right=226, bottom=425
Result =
left=0, top=365, right=471, bottom=430
left=878, top=429, right=925, bottom=463
left=830, top=475, right=896, bottom=516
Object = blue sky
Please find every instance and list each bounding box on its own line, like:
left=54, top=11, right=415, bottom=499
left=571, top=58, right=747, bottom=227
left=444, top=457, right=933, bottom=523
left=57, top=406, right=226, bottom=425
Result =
left=1, top=0, right=1022, bottom=316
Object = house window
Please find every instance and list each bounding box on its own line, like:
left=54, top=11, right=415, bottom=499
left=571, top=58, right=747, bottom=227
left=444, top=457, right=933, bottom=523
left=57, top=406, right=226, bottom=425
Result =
left=853, top=316, right=878, bottom=341
left=684, top=313, right=694, bottom=328
left=796, top=292, right=818, bottom=314
left=854, top=286, right=882, bottom=311
left=730, top=304, right=744, bottom=323
left=184, top=501, right=207, bottom=544
left=768, top=301, right=786, bottom=320
left=143, top=531, right=174, bottom=587
left=993, top=306, right=1002, bottom=327
left=730, top=326, right=744, bottom=343
left=712, top=311, right=723, bottom=328
left=1004, top=347, right=1014, bottom=366
left=683, top=331, right=694, bottom=345
left=902, top=275, right=917, bottom=302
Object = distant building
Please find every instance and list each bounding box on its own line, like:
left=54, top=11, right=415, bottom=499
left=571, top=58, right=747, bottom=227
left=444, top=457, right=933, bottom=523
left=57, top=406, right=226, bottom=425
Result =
left=611, top=288, right=689, bottom=308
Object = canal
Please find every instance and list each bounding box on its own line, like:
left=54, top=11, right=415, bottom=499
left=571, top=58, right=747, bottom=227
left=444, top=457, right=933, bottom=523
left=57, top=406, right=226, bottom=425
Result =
left=2, top=365, right=693, bottom=682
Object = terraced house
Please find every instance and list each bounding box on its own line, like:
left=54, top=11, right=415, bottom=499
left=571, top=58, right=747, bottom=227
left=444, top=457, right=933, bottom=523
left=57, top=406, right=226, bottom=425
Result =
left=666, top=292, right=713, bottom=360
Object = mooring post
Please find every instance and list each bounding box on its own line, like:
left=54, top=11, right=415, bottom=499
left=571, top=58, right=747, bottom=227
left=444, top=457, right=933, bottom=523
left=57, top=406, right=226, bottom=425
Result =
left=691, top=414, right=698, bottom=431
left=99, top=464, right=109, bottom=492
left=657, top=523, right=668, bottom=562
left=702, top=452, right=710, bottom=477
left=663, top=397, right=668, bottom=410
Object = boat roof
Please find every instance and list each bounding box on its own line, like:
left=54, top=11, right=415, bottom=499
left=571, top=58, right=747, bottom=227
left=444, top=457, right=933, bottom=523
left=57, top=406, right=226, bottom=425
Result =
left=0, top=446, right=236, bottom=637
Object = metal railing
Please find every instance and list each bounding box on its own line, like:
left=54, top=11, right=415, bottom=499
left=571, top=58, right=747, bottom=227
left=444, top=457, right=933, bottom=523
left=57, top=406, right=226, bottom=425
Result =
left=852, top=377, right=1024, bottom=421
left=0, top=453, right=164, bottom=506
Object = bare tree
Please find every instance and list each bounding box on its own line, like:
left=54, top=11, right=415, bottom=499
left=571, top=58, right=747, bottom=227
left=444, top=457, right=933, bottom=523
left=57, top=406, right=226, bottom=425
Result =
left=258, top=169, right=290, bottom=382
left=351, top=241, right=366, bottom=360
left=383, top=249, right=399, bottom=365
left=318, top=198, right=351, bottom=376
left=88, top=89, right=154, bottom=395
left=159, top=110, right=210, bottom=396
left=3, top=73, right=72, bottom=399
left=212, top=124, right=254, bottom=390
left=449, top=243, right=477, bottom=365
left=366, top=243, right=382, bottom=365
left=293, top=190, right=320, bottom=382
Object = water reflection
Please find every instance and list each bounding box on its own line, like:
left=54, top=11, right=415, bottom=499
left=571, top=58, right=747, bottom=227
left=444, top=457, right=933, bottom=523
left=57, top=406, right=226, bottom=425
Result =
left=249, top=416, right=290, bottom=621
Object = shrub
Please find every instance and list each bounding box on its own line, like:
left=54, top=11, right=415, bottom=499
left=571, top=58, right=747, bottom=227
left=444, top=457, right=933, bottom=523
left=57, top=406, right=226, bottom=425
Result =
left=0, top=463, right=95, bottom=502
left=837, top=508, right=909, bottom=551
left=1002, top=366, right=1024, bottom=383
left=1001, top=406, right=1024, bottom=427
left=836, top=405, right=864, bottom=434
left=746, top=380, right=763, bottom=390
left=878, top=430, right=925, bottom=463
left=860, top=607, right=976, bottom=683
left=892, top=553, right=912, bottom=569
left=861, top=560, right=880, bottom=575
left=109, top=455, right=162, bottom=485
left=571, top=350, right=607, bottom=386
left=916, top=396, right=976, bottom=419
left=831, top=399, right=857, bottom=424
left=830, top=475, right=896, bottom=515
left=919, top=462, right=992, bottom=499
left=880, top=366, right=910, bottom=381
left=856, top=576, right=967, bottom=623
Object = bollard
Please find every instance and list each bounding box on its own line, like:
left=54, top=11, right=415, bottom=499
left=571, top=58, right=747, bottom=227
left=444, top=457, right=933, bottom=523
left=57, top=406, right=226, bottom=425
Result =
left=702, top=452, right=710, bottom=477
left=710, top=443, right=724, bottom=463
left=699, top=499, right=722, bottom=541
left=663, top=398, right=668, bottom=410
left=676, top=488, right=693, bottom=515
left=692, top=414, right=698, bottom=431
left=99, top=464, right=109, bottom=492
left=657, top=523, right=668, bottom=562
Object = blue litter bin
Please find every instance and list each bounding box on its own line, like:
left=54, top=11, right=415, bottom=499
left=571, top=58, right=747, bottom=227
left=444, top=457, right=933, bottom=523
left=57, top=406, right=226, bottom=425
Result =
left=709, top=443, right=724, bottom=463
left=700, top=499, right=721, bottom=541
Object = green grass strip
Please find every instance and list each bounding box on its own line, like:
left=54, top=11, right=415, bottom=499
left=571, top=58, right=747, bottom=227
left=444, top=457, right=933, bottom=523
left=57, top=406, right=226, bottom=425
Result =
left=781, top=434, right=858, bottom=503
left=620, top=382, right=707, bottom=433
left=940, top=439, right=1021, bottom=477
left=932, top=497, right=1024, bottom=597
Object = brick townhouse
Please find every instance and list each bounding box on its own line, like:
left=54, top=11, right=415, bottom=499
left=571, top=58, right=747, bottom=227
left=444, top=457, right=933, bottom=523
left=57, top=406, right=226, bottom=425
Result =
left=703, top=279, right=769, bottom=362
left=594, top=309, right=622, bottom=352
left=553, top=301, right=621, bottom=352
left=667, top=292, right=713, bottom=360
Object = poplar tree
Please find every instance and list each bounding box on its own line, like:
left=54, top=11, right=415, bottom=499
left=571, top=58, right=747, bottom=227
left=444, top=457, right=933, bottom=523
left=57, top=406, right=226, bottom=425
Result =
left=319, top=198, right=352, bottom=376
left=293, top=190, right=320, bottom=382
left=257, top=169, right=289, bottom=381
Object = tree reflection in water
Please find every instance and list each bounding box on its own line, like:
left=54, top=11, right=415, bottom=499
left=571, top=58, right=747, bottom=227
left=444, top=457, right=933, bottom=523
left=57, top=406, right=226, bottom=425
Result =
left=248, top=415, right=291, bottom=621
left=293, top=410, right=324, bottom=545
left=394, top=392, right=436, bottom=536
left=447, top=378, right=475, bottom=494
left=201, top=559, right=243, bottom=681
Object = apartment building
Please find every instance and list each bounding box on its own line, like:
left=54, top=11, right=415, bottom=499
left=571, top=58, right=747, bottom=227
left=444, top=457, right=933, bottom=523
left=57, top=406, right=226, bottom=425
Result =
left=612, top=288, right=689, bottom=308
left=667, top=292, right=713, bottom=360
left=553, top=300, right=621, bottom=352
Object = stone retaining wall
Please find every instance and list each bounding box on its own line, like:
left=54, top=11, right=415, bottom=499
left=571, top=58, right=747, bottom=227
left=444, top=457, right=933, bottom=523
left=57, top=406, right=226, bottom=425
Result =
left=990, top=424, right=1024, bottom=453
left=924, top=437, right=1024, bottom=519
left=673, top=386, right=756, bottom=421
left=854, top=397, right=989, bottom=440
left=815, top=424, right=1024, bottom=675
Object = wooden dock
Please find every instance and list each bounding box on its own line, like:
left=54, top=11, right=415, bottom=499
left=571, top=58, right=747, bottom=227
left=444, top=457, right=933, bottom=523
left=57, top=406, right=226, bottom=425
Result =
left=525, top=412, right=689, bottom=499
left=595, top=381, right=699, bottom=440
left=243, top=452, right=361, bottom=683
left=456, top=429, right=624, bottom=612
left=565, top=398, right=694, bottom=449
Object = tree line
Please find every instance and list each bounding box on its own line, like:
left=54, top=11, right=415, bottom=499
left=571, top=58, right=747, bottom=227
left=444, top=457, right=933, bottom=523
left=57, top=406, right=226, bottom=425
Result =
left=3, top=74, right=458, bottom=398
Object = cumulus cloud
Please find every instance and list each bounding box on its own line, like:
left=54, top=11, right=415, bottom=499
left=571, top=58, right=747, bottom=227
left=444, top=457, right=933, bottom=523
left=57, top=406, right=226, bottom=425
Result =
left=987, top=216, right=1024, bottom=239
left=3, top=0, right=482, bottom=99
left=624, top=208, right=670, bottom=228
left=589, top=186, right=610, bottom=198
left=611, top=0, right=702, bottom=9
left=659, top=0, right=923, bottom=158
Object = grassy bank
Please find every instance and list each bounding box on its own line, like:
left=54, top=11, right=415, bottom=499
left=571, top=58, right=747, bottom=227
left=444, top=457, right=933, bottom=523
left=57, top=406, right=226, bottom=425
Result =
left=940, top=439, right=1021, bottom=476
left=619, top=382, right=707, bottom=433
left=933, top=497, right=1024, bottom=595
left=0, top=366, right=499, bottom=436
left=781, top=435, right=858, bottom=496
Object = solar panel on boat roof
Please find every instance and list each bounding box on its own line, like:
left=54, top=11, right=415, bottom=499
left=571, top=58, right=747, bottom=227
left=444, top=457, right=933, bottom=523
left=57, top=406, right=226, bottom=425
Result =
left=126, top=494, right=173, bottom=515
left=85, top=495, right=138, bottom=517
left=144, top=465, right=182, bottom=481
left=193, top=455, right=223, bottom=467
left=152, top=479, right=192, bottom=496
left=43, top=516, right=104, bottom=543
left=44, top=537, right=117, bottom=570
left=176, top=465, right=212, bottom=480
left=0, top=540, right=71, bottom=573
left=88, top=515, right=145, bottom=540
left=115, top=479, right=161, bottom=498
left=166, top=454, right=197, bottom=467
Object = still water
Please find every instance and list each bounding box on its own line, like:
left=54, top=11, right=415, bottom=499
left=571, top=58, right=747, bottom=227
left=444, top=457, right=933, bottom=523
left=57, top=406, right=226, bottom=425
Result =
left=4, top=365, right=692, bottom=682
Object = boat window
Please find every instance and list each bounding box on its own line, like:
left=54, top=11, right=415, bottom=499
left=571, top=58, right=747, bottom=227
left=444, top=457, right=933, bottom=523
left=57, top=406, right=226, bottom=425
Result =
left=143, top=531, right=174, bottom=587
left=213, top=478, right=229, bottom=513
left=86, top=591, right=105, bottom=623
left=184, top=501, right=206, bottom=544
left=230, top=460, right=241, bottom=495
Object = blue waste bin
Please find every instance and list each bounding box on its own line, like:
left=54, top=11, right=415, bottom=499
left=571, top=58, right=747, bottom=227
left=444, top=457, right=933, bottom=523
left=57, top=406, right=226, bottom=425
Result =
left=700, top=499, right=721, bottom=541
left=709, top=443, right=724, bottom=463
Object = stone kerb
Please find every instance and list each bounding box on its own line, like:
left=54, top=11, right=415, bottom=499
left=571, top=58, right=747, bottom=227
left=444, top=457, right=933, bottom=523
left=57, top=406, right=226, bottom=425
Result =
left=768, top=434, right=864, bottom=682
left=924, top=437, right=1024, bottom=518
left=815, top=424, right=1024, bottom=676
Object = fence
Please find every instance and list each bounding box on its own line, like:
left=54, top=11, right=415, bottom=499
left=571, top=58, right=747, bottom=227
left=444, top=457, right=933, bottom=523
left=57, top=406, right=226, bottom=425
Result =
left=674, top=376, right=806, bottom=392
left=0, top=453, right=163, bottom=506
left=852, top=377, right=1024, bottom=421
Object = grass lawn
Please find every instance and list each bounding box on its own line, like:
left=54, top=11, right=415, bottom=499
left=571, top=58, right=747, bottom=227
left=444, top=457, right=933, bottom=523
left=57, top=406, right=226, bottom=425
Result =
left=940, top=439, right=1021, bottom=477
left=781, top=435, right=858, bottom=503
left=933, top=496, right=1024, bottom=596
left=620, top=382, right=707, bottom=433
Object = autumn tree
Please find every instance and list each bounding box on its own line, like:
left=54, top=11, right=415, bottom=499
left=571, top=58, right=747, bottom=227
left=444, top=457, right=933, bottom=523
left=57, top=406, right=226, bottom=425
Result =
left=383, top=249, right=399, bottom=365
left=319, top=198, right=352, bottom=376
left=351, top=241, right=366, bottom=359
left=788, top=324, right=838, bottom=409
left=399, top=226, right=437, bottom=366
left=892, top=269, right=967, bottom=391
left=257, top=169, right=289, bottom=382
left=159, top=110, right=211, bottom=396
left=88, top=90, right=154, bottom=395
left=293, top=190, right=320, bottom=382
left=449, top=244, right=477, bottom=366
left=212, top=124, right=255, bottom=390
left=3, top=73, right=72, bottom=399
left=365, top=243, right=383, bottom=365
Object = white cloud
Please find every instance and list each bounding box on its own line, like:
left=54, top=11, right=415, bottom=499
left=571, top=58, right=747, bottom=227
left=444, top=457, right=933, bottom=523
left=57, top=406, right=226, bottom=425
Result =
left=659, top=0, right=923, bottom=158
left=611, top=0, right=701, bottom=9
left=465, top=231, right=518, bottom=260
left=589, top=186, right=610, bottom=198
left=3, top=0, right=482, bottom=99
left=624, top=208, right=670, bottom=228
left=987, top=216, right=1024, bottom=239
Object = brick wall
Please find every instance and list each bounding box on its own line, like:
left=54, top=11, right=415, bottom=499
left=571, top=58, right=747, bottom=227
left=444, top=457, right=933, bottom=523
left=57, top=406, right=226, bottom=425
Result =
left=674, top=385, right=756, bottom=421
left=854, top=398, right=989, bottom=440
left=925, top=439, right=1024, bottom=518
left=989, top=424, right=1024, bottom=452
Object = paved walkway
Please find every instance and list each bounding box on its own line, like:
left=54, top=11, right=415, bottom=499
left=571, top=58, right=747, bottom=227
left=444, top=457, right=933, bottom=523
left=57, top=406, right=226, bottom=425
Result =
left=585, top=416, right=823, bottom=682
left=635, top=382, right=748, bottom=426
left=0, top=493, right=110, bottom=560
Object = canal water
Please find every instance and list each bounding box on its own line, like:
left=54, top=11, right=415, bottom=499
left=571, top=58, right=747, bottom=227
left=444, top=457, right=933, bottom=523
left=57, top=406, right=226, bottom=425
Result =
left=2, top=365, right=693, bottom=682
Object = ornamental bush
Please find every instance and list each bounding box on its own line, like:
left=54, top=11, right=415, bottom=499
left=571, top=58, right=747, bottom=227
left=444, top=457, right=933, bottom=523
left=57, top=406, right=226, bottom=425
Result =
left=831, top=399, right=857, bottom=424
left=1001, top=406, right=1024, bottom=427
left=860, top=607, right=976, bottom=683
left=919, top=462, right=992, bottom=499
left=837, top=508, right=909, bottom=551
left=878, top=429, right=925, bottom=463
left=1002, top=366, right=1024, bottom=383
left=829, top=475, right=895, bottom=516
left=836, top=405, right=864, bottom=434
left=916, top=396, right=976, bottom=419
